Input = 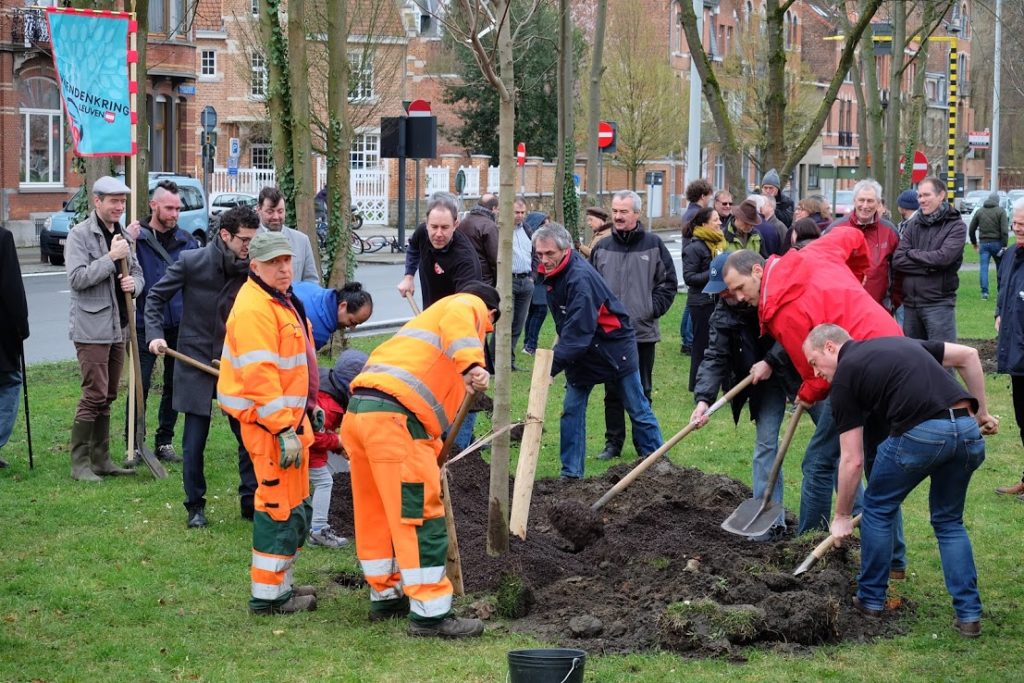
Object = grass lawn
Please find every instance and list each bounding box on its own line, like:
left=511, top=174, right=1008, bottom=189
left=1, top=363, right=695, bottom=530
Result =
left=3, top=269, right=1024, bottom=681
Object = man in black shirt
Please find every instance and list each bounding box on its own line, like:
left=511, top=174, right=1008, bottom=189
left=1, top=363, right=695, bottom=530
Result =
left=803, top=324, right=998, bottom=637
left=397, top=193, right=482, bottom=309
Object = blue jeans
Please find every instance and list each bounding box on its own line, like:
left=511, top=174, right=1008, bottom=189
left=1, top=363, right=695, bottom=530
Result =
left=523, top=303, right=547, bottom=352
left=679, top=304, right=693, bottom=347
left=0, top=369, right=22, bottom=451
left=752, top=382, right=787, bottom=527
left=800, top=399, right=906, bottom=570
left=453, top=410, right=478, bottom=454
left=979, top=241, right=1003, bottom=296
left=858, top=416, right=985, bottom=622
left=560, top=371, right=663, bottom=478
left=510, top=275, right=535, bottom=361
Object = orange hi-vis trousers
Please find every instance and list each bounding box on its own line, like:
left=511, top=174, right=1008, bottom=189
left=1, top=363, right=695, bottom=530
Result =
left=341, top=394, right=453, bottom=624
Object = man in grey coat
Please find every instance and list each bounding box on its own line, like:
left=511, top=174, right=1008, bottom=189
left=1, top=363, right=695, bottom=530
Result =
left=66, top=176, right=143, bottom=481
left=256, top=186, right=320, bottom=284
left=145, top=206, right=260, bottom=528
left=590, top=190, right=677, bottom=460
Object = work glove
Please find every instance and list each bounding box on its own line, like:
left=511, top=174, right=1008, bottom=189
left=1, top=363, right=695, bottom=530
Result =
left=309, top=406, right=326, bottom=432
left=278, top=428, right=302, bottom=469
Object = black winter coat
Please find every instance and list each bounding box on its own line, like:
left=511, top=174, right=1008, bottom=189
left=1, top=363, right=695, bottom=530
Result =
left=892, top=204, right=966, bottom=307
left=997, top=245, right=1024, bottom=374
left=543, top=250, right=638, bottom=386
left=0, top=227, right=29, bottom=372
left=681, top=238, right=715, bottom=308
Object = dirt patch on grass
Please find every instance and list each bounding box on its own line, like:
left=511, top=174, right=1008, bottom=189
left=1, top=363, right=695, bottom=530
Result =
left=329, top=454, right=907, bottom=658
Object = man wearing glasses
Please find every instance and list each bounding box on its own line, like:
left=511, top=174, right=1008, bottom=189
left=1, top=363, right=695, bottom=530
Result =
left=145, top=206, right=260, bottom=528
left=713, top=190, right=734, bottom=233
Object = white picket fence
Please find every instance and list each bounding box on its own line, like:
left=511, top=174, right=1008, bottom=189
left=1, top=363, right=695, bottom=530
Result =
left=211, top=160, right=390, bottom=225
left=425, top=165, right=449, bottom=195
left=487, top=166, right=500, bottom=193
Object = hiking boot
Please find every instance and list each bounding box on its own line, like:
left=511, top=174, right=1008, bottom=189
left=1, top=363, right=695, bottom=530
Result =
left=996, top=481, right=1024, bottom=496
left=407, top=615, right=485, bottom=638
left=90, top=415, right=134, bottom=476
left=155, top=444, right=182, bottom=463
left=889, top=568, right=907, bottom=581
left=596, top=444, right=621, bottom=461
left=250, top=594, right=317, bottom=616
left=187, top=510, right=208, bottom=529
left=954, top=618, right=981, bottom=638
left=852, top=596, right=883, bottom=618
left=308, top=526, right=349, bottom=548
left=293, top=585, right=317, bottom=598
left=70, top=420, right=102, bottom=482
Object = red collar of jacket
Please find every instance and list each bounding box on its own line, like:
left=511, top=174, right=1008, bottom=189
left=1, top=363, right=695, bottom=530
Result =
left=537, top=248, right=572, bottom=278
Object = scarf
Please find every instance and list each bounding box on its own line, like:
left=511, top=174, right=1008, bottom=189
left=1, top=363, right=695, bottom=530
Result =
left=918, top=202, right=950, bottom=227
left=693, top=225, right=728, bottom=256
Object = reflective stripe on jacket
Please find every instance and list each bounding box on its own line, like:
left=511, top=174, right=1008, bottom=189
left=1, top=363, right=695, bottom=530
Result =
left=350, top=293, right=491, bottom=439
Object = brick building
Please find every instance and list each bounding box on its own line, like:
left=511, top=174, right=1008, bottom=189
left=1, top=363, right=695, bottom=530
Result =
left=0, top=0, right=198, bottom=245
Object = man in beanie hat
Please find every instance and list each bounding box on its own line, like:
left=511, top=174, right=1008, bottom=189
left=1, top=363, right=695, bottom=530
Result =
left=65, top=175, right=143, bottom=481
left=218, top=230, right=321, bottom=615
left=761, top=168, right=794, bottom=227
left=342, top=287, right=495, bottom=638
left=307, top=349, right=370, bottom=548
left=895, top=189, right=919, bottom=236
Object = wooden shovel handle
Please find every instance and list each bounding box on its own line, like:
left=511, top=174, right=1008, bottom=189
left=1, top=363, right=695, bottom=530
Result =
left=439, top=393, right=475, bottom=466
left=405, top=291, right=421, bottom=316
left=163, top=347, right=220, bottom=377
left=591, top=373, right=756, bottom=511
left=761, top=404, right=806, bottom=503
left=810, top=513, right=863, bottom=559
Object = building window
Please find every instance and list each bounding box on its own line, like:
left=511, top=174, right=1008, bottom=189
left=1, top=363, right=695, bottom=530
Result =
left=251, top=143, right=272, bottom=169
left=19, top=77, right=63, bottom=187
left=350, top=132, right=380, bottom=169
left=250, top=52, right=267, bottom=99
left=201, top=50, right=216, bottom=77
left=348, top=51, right=375, bottom=101
left=149, top=0, right=185, bottom=37
left=713, top=155, right=725, bottom=190
left=808, top=164, right=820, bottom=189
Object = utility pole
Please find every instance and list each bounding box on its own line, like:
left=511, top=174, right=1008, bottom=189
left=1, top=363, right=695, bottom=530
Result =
left=991, top=0, right=1002, bottom=192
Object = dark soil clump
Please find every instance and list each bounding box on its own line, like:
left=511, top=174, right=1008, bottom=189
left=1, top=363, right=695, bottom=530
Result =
left=329, top=454, right=907, bottom=657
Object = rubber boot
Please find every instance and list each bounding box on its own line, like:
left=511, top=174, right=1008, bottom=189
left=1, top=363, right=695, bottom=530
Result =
left=90, top=414, right=134, bottom=476
left=70, top=420, right=102, bottom=482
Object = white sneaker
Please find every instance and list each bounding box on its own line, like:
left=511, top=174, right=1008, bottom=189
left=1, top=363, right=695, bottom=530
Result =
left=308, top=526, right=349, bottom=548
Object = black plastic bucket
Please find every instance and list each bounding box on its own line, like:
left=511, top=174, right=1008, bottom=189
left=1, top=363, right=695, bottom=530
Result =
left=507, top=648, right=586, bottom=683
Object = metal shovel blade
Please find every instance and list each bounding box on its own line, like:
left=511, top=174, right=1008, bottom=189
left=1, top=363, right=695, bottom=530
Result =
left=139, top=445, right=168, bottom=479
left=720, top=497, right=783, bottom=537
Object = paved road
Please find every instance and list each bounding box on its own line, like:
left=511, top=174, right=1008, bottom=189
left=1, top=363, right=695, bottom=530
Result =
left=23, top=262, right=413, bottom=365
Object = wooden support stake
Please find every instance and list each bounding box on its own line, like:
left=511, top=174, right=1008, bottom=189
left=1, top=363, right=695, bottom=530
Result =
left=509, top=348, right=554, bottom=540
left=438, top=395, right=473, bottom=596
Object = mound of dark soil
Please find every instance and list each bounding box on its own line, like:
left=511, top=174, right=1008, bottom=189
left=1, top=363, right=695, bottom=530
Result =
left=329, top=454, right=907, bottom=658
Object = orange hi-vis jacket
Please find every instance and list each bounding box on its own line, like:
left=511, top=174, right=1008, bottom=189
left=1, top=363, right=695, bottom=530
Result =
left=351, top=292, right=492, bottom=439
left=217, top=277, right=315, bottom=516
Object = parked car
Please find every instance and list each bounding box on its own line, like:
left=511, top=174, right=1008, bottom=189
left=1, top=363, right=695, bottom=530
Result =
left=830, top=190, right=854, bottom=218
left=208, top=191, right=257, bottom=228
left=40, top=173, right=209, bottom=266
left=959, top=189, right=994, bottom=215
left=1007, top=189, right=1024, bottom=210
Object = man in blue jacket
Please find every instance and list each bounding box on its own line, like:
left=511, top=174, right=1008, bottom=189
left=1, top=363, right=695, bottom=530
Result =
left=533, top=222, right=664, bottom=479
left=124, top=180, right=198, bottom=465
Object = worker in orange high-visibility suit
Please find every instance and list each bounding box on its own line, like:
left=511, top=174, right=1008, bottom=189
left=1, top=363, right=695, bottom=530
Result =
left=341, top=281, right=499, bottom=638
left=217, top=231, right=325, bottom=616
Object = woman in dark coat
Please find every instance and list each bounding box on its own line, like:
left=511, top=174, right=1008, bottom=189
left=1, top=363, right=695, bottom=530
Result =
left=681, top=206, right=728, bottom=392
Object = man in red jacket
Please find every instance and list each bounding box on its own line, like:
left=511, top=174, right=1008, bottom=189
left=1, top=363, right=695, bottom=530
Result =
left=824, top=179, right=901, bottom=311
left=722, top=228, right=907, bottom=574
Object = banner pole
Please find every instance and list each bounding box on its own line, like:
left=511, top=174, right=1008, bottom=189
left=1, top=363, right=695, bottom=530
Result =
left=127, top=8, right=139, bottom=460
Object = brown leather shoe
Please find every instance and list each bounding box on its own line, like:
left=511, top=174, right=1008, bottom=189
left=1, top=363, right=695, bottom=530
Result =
left=954, top=619, right=981, bottom=638
left=890, top=568, right=907, bottom=580
left=995, top=481, right=1024, bottom=495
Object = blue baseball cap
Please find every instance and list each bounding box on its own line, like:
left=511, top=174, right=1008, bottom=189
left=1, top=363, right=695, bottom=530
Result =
left=703, top=252, right=732, bottom=295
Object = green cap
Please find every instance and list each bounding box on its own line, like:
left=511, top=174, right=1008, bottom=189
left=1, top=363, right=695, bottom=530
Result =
left=249, top=231, right=293, bottom=262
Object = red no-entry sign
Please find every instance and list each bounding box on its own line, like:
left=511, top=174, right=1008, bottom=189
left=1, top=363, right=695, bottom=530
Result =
left=598, top=121, right=614, bottom=149
left=517, top=142, right=526, bottom=166
left=900, top=151, right=929, bottom=184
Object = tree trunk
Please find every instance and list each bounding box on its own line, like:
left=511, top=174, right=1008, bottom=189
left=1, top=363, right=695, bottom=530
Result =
left=860, top=17, right=883, bottom=184
left=488, top=0, right=515, bottom=558
left=132, top=0, right=149, bottom=222
left=553, top=0, right=574, bottom=226
left=259, top=0, right=295, bottom=221
left=904, top=1, right=935, bottom=176
left=287, top=0, right=317, bottom=275
left=324, top=0, right=351, bottom=286
left=583, top=0, right=607, bottom=236
left=884, top=1, right=906, bottom=203
left=851, top=57, right=868, bottom=176
left=764, top=0, right=787, bottom=169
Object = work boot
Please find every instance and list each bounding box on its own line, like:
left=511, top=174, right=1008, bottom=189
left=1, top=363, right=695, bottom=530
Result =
left=123, top=447, right=141, bottom=469
left=90, top=415, right=134, bottom=476
left=954, top=618, right=981, bottom=638
left=408, top=615, right=485, bottom=639
left=596, top=444, right=621, bottom=461
left=250, top=594, right=317, bottom=616
left=368, top=596, right=410, bottom=622
left=995, top=481, right=1024, bottom=496
left=187, top=509, right=208, bottom=528
left=293, top=585, right=318, bottom=598
left=70, top=420, right=102, bottom=482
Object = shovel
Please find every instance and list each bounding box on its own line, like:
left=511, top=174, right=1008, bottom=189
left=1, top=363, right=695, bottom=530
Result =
left=721, top=404, right=805, bottom=537
left=438, top=393, right=475, bottom=596
left=162, top=347, right=220, bottom=378
left=793, top=513, right=863, bottom=576
left=549, top=374, right=755, bottom=550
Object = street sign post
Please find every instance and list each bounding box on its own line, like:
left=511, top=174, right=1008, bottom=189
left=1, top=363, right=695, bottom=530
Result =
left=200, top=106, right=217, bottom=201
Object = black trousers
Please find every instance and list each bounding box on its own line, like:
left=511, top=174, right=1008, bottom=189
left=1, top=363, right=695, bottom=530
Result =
left=603, top=341, right=657, bottom=453
left=182, top=411, right=257, bottom=517
left=1013, top=375, right=1024, bottom=479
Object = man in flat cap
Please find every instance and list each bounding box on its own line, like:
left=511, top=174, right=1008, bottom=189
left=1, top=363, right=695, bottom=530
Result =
left=65, top=175, right=143, bottom=481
